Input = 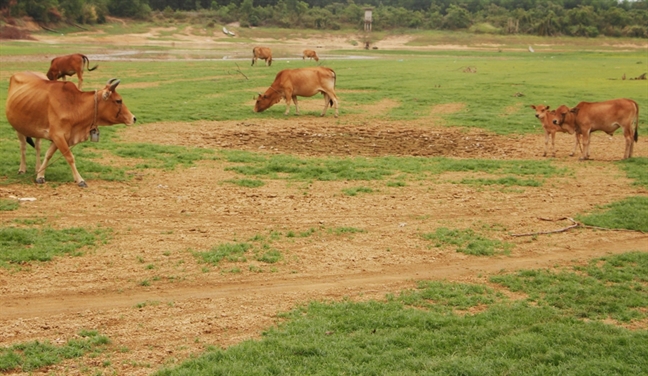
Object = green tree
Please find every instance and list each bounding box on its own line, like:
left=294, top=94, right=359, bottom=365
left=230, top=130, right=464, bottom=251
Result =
left=443, top=4, right=471, bottom=29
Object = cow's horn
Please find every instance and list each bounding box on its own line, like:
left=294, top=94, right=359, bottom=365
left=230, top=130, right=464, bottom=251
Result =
left=257, top=92, right=262, bottom=96
left=106, top=78, right=118, bottom=85
left=108, top=79, right=121, bottom=91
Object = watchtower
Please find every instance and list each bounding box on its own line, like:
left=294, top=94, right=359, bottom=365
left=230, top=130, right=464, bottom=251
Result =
left=364, top=7, right=373, bottom=32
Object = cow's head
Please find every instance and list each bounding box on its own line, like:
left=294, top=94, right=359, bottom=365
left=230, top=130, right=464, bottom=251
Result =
left=45, top=68, right=57, bottom=81
left=551, top=105, right=571, bottom=127
left=98, top=78, right=137, bottom=126
left=530, top=104, right=550, bottom=120
left=254, top=89, right=282, bottom=113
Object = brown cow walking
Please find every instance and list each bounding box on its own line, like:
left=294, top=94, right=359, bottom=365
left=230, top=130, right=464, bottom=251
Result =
left=552, top=99, right=639, bottom=160
left=251, top=46, right=273, bottom=66
left=302, top=49, right=319, bottom=62
left=530, top=104, right=581, bottom=157
left=5, top=71, right=136, bottom=187
left=46, top=53, right=98, bottom=89
left=254, top=67, right=339, bottom=117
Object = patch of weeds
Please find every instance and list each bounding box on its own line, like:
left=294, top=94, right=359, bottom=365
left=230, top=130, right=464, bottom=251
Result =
left=422, top=227, right=512, bottom=256
left=342, top=186, right=374, bottom=196
left=329, top=227, right=366, bottom=235
left=256, top=250, right=282, bottom=264
left=299, top=228, right=316, bottom=237
left=224, top=267, right=241, bottom=274
left=490, top=251, right=648, bottom=322
left=134, top=301, right=160, bottom=309
left=0, top=199, right=19, bottom=211
left=222, top=179, right=265, bottom=188
left=459, top=176, right=542, bottom=187
left=386, top=180, right=407, bottom=187
left=249, top=265, right=262, bottom=273
left=577, top=196, right=648, bottom=232
left=194, top=243, right=252, bottom=265
left=11, top=217, right=47, bottom=226
left=618, top=157, right=648, bottom=188
left=0, top=226, right=111, bottom=267
left=395, top=280, right=503, bottom=313
left=0, top=330, right=110, bottom=373
left=140, top=280, right=151, bottom=287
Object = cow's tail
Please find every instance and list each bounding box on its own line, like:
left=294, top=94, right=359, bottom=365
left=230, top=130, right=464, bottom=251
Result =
left=82, top=55, right=98, bottom=72
left=329, top=69, right=336, bottom=107
left=26, top=137, right=35, bottom=148
left=634, top=101, right=639, bottom=142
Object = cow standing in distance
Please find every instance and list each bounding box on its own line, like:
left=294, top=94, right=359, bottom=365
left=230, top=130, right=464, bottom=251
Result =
left=530, top=104, right=581, bottom=157
left=46, top=53, right=98, bottom=89
left=552, top=99, right=639, bottom=160
left=251, top=46, right=273, bottom=66
left=5, top=71, right=136, bottom=187
left=302, top=49, right=319, bottom=62
left=254, top=67, right=339, bottom=118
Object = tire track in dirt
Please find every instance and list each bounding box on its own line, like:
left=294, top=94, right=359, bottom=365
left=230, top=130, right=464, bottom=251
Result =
left=3, top=235, right=646, bottom=321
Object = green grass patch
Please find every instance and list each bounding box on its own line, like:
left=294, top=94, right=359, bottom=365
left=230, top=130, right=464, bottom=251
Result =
left=0, top=330, right=110, bottom=373
left=194, top=242, right=252, bottom=265
left=0, top=199, right=19, bottom=211
left=255, top=250, right=282, bottom=264
left=222, top=179, right=265, bottom=188
left=0, top=226, right=111, bottom=267
left=422, top=227, right=513, bottom=256
left=342, top=186, right=373, bottom=196
left=490, top=252, right=648, bottom=323
left=577, top=196, right=648, bottom=232
left=329, top=227, right=366, bottom=235
left=155, top=253, right=648, bottom=375
left=221, top=151, right=566, bottom=183
left=619, top=157, right=648, bottom=188
left=459, top=176, right=543, bottom=187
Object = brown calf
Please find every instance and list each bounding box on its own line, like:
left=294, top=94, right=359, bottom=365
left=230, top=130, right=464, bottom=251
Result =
left=254, top=67, right=339, bottom=117
left=46, top=53, right=98, bottom=89
left=530, top=104, right=580, bottom=157
left=252, top=46, right=273, bottom=66
left=553, top=99, right=639, bottom=160
left=302, top=49, right=319, bottom=62
left=5, top=72, right=136, bottom=187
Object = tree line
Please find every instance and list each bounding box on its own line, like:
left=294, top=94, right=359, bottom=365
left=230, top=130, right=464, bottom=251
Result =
left=2, top=0, right=647, bottom=37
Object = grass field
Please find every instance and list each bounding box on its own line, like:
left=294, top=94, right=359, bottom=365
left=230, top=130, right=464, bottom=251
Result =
left=0, top=25, right=647, bottom=375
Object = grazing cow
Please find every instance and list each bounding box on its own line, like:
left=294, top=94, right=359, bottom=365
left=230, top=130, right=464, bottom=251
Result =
left=552, top=99, right=639, bottom=160
left=251, top=46, right=273, bottom=66
left=254, top=67, right=339, bottom=118
left=302, top=49, right=319, bottom=62
left=46, top=53, right=98, bottom=89
left=530, top=104, right=581, bottom=157
left=5, top=71, right=136, bottom=187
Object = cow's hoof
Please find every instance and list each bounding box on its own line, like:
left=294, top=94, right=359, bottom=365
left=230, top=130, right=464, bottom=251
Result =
left=36, top=177, right=45, bottom=184
left=78, top=181, right=88, bottom=188
left=18, top=170, right=26, bottom=175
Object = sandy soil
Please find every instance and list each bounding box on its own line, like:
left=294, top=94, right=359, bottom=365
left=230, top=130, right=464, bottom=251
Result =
left=1, top=25, right=647, bottom=375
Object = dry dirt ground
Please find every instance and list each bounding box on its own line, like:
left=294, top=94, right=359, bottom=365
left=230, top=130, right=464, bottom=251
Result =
left=1, top=25, right=648, bottom=375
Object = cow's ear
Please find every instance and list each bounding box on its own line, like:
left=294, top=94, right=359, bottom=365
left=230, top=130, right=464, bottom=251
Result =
left=530, top=105, right=536, bottom=109
left=546, top=105, right=550, bottom=110
left=570, top=108, right=579, bottom=114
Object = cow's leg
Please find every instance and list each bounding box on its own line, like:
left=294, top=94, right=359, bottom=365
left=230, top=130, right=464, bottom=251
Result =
left=251, top=57, right=256, bottom=66
left=570, top=133, right=580, bottom=157
left=580, top=130, right=592, bottom=160
left=292, top=96, right=300, bottom=115
left=34, top=138, right=41, bottom=175
left=623, top=125, right=634, bottom=159
left=320, top=94, right=330, bottom=117
left=77, top=72, right=83, bottom=89
left=284, top=89, right=293, bottom=115
left=329, top=94, right=339, bottom=118
left=37, top=142, right=59, bottom=184
left=550, top=132, right=556, bottom=157
left=17, top=133, right=28, bottom=174
left=543, top=131, right=549, bottom=157
left=51, top=136, right=87, bottom=187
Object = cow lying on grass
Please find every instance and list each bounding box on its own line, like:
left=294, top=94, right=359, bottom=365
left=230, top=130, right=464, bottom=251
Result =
left=530, top=104, right=581, bottom=157
left=5, top=71, right=136, bottom=187
left=552, top=98, right=639, bottom=160
left=46, top=53, right=98, bottom=89
left=254, top=67, right=339, bottom=118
